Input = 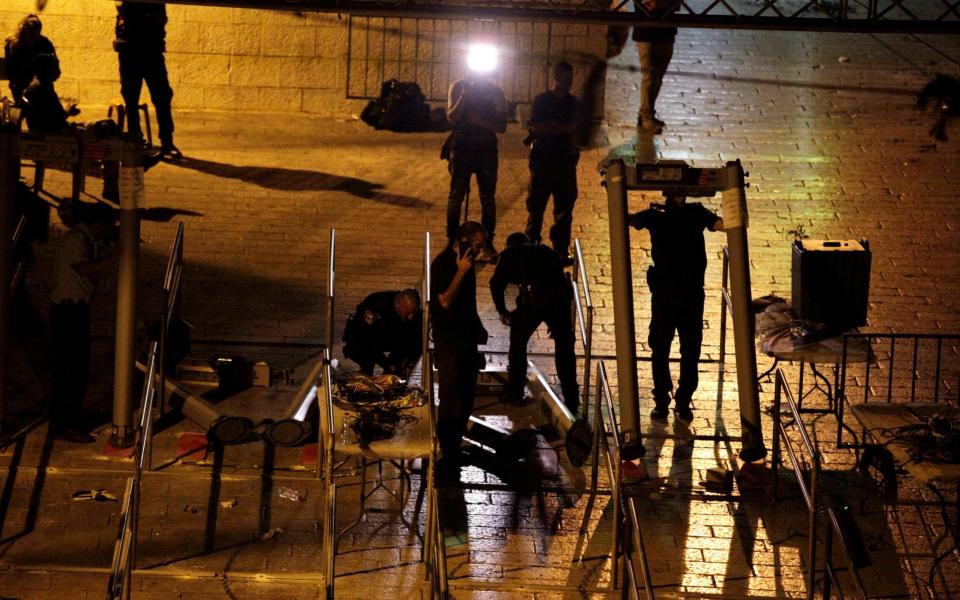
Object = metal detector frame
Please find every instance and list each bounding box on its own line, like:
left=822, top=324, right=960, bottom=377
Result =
left=601, top=154, right=767, bottom=463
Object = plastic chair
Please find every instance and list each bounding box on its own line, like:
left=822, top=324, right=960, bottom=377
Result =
left=108, top=98, right=152, bottom=147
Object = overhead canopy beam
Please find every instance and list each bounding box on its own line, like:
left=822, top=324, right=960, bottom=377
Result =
left=130, top=0, right=960, bottom=34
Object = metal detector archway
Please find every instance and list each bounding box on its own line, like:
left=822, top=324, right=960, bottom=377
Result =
left=601, top=151, right=767, bottom=463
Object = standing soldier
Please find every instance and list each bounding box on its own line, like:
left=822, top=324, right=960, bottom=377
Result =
left=525, top=61, right=581, bottom=266
left=342, top=289, right=423, bottom=379
left=490, top=233, right=579, bottom=413
left=629, top=195, right=724, bottom=424
left=114, top=1, right=181, bottom=158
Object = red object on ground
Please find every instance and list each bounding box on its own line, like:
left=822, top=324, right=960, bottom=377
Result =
left=177, top=432, right=210, bottom=463
left=102, top=439, right=136, bottom=458
left=300, top=443, right=319, bottom=466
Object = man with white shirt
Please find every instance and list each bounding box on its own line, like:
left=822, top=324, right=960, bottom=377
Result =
left=49, top=204, right=118, bottom=443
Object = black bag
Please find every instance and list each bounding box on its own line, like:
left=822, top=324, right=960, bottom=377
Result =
left=362, top=79, right=438, bottom=132
left=379, top=79, right=431, bottom=132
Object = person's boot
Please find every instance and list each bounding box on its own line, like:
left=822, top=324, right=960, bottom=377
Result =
left=160, top=141, right=182, bottom=160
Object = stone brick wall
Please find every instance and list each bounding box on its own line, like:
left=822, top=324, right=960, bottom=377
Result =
left=1, top=2, right=608, bottom=116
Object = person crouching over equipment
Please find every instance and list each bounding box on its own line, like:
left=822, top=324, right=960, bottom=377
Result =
left=342, top=289, right=423, bottom=379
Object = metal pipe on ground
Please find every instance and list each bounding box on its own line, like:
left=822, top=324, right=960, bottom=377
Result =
left=262, top=360, right=324, bottom=446
left=463, top=415, right=538, bottom=460
left=135, top=361, right=253, bottom=445
left=526, top=360, right=593, bottom=467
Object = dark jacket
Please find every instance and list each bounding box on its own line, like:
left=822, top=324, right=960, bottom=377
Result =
left=490, top=243, right=569, bottom=316
left=342, top=290, right=423, bottom=368
left=115, top=1, right=168, bottom=53
left=4, top=35, right=56, bottom=104
left=23, top=78, right=68, bottom=133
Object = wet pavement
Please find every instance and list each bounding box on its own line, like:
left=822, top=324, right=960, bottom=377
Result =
left=3, top=26, right=960, bottom=599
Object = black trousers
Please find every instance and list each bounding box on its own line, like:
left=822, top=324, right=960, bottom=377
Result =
left=434, top=337, right=478, bottom=459
left=506, top=300, right=579, bottom=411
left=342, top=343, right=416, bottom=376
left=525, top=157, right=578, bottom=257
left=50, top=302, right=91, bottom=433
left=118, top=48, right=174, bottom=146
left=648, top=281, right=704, bottom=409
left=447, top=148, right=497, bottom=243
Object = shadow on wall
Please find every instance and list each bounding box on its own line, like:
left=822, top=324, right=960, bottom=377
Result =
left=170, top=156, right=430, bottom=208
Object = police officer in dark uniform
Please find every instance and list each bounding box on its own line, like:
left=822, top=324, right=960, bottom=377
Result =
left=114, top=1, right=180, bottom=158
left=431, top=221, right=489, bottom=469
left=525, top=61, right=581, bottom=266
left=629, top=195, right=724, bottom=423
left=490, top=232, right=579, bottom=413
left=342, top=289, right=422, bottom=378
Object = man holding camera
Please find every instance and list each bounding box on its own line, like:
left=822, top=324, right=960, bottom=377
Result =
left=49, top=204, right=119, bottom=443
left=430, top=221, right=489, bottom=471
left=525, top=61, right=581, bottom=266
left=446, top=73, right=507, bottom=262
left=342, top=289, right=422, bottom=379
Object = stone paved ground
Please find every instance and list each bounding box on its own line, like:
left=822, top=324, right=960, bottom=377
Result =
left=2, top=26, right=960, bottom=599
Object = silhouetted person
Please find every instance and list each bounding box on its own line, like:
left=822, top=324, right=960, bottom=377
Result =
left=4, top=13, right=55, bottom=106
left=23, top=54, right=159, bottom=202
left=446, top=73, right=507, bottom=262
left=525, top=61, right=581, bottom=266
left=431, top=220, right=488, bottom=472
left=490, top=232, right=579, bottom=413
left=114, top=1, right=180, bottom=158
left=22, top=53, right=78, bottom=133
left=634, top=0, right=677, bottom=134
left=50, top=203, right=118, bottom=444
left=629, top=195, right=724, bottom=423
left=342, top=289, right=423, bottom=379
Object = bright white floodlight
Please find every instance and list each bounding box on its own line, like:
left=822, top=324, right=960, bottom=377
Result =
left=466, top=43, right=499, bottom=74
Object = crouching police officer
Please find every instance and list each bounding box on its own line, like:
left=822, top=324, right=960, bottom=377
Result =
left=490, top=233, right=580, bottom=413
left=342, top=289, right=423, bottom=378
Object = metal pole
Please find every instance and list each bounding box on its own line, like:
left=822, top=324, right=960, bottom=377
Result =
left=0, top=127, right=17, bottom=431
left=603, top=159, right=644, bottom=460
left=720, top=161, right=766, bottom=462
left=326, top=229, right=335, bottom=354
left=111, top=154, right=142, bottom=448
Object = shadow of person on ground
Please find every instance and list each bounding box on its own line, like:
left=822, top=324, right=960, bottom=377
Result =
left=170, top=156, right=429, bottom=208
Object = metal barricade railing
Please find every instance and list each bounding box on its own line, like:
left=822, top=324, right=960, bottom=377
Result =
left=107, top=341, right=159, bottom=600
left=771, top=368, right=868, bottom=600
left=326, top=229, right=336, bottom=355
left=595, top=361, right=655, bottom=599
left=107, top=225, right=186, bottom=599
left=10, top=213, right=26, bottom=296
left=158, top=222, right=185, bottom=416
left=837, top=332, right=960, bottom=447
left=822, top=506, right=869, bottom=600
left=421, top=231, right=448, bottom=599
left=771, top=368, right=820, bottom=600
left=571, top=238, right=594, bottom=422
